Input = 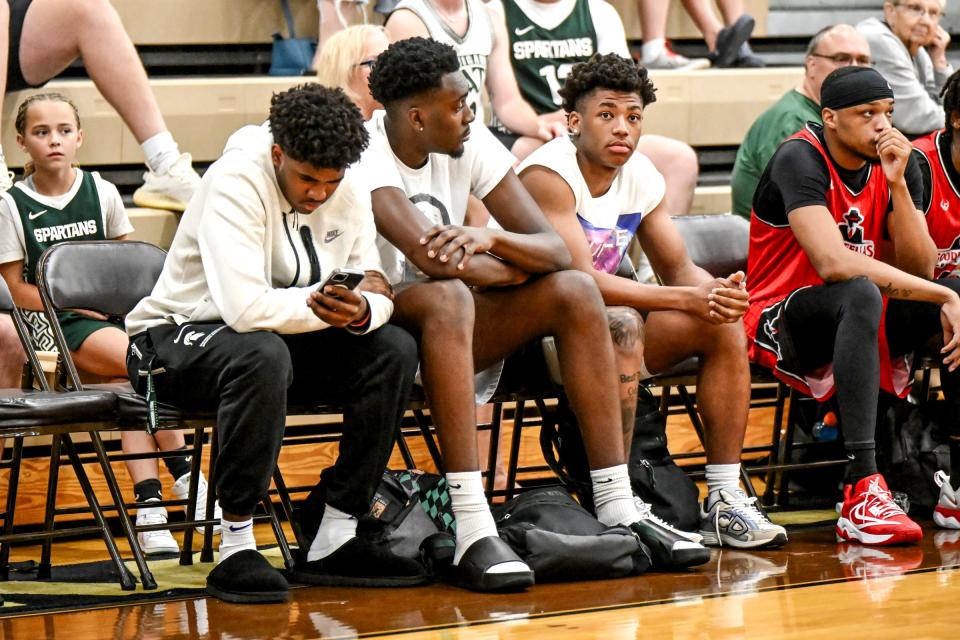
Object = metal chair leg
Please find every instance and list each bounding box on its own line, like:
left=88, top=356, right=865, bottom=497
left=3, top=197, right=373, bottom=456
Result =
left=38, top=434, right=61, bottom=579
left=273, top=467, right=306, bottom=552
left=0, top=437, right=23, bottom=580
left=88, top=431, right=156, bottom=590
left=484, top=402, right=504, bottom=497
left=413, top=409, right=444, bottom=473
left=763, top=382, right=788, bottom=506
left=62, top=435, right=138, bottom=591
left=504, top=398, right=526, bottom=500
left=179, top=426, right=206, bottom=566
left=260, top=493, right=293, bottom=569
left=201, top=428, right=219, bottom=564
left=395, top=424, right=417, bottom=470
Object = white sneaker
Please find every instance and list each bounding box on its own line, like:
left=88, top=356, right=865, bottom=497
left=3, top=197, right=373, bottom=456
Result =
left=699, top=488, right=788, bottom=549
left=933, top=470, right=960, bottom=528
left=136, top=498, right=180, bottom=555
left=642, top=45, right=711, bottom=71
left=171, top=472, right=222, bottom=535
left=132, top=152, right=200, bottom=212
left=633, top=495, right=703, bottom=543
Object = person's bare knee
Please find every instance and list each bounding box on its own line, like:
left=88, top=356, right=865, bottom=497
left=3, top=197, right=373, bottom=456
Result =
left=412, top=279, right=475, bottom=336
left=606, top=306, right=644, bottom=356
left=542, top=271, right=607, bottom=325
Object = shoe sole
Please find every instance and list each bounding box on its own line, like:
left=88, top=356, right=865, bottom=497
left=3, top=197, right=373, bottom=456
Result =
left=133, top=188, right=188, bottom=213
left=713, top=15, right=755, bottom=67
left=699, top=531, right=788, bottom=549
left=286, top=569, right=430, bottom=588
left=448, top=570, right=534, bottom=593
left=835, top=518, right=921, bottom=545
left=206, top=582, right=289, bottom=604
left=933, top=509, right=960, bottom=529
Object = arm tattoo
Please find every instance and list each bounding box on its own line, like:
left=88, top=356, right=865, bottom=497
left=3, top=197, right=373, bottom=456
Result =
left=878, top=281, right=913, bottom=298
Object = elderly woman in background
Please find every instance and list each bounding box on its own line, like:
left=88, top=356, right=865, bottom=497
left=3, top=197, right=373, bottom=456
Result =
left=857, top=0, right=951, bottom=137
left=314, top=25, right=390, bottom=121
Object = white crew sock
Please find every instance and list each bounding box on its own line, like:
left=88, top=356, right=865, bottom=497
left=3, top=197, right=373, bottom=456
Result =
left=447, top=471, right=526, bottom=574
left=307, top=504, right=357, bottom=561
left=705, top=463, right=741, bottom=498
left=641, top=38, right=666, bottom=62
left=592, top=464, right=641, bottom=527
left=218, top=517, right=255, bottom=563
left=140, top=131, right=181, bottom=175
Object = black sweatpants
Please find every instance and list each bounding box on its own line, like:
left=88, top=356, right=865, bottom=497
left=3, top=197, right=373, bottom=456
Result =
left=783, top=277, right=960, bottom=461
left=127, top=322, right=419, bottom=517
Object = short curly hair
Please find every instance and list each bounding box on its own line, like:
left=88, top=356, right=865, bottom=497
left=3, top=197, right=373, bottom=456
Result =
left=368, top=37, right=460, bottom=107
left=269, top=84, right=368, bottom=169
left=559, top=53, right=657, bottom=113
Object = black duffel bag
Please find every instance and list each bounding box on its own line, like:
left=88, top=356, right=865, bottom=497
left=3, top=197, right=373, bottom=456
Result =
left=492, top=486, right=650, bottom=582
left=540, top=384, right=701, bottom=532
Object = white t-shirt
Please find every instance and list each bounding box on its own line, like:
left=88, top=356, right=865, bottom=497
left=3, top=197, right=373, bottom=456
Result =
left=487, top=0, right=628, bottom=57
left=0, top=170, right=131, bottom=266
left=393, top=0, right=494, bottom=123
left=517, top=135, right=664, bottom=273
left=360, top=110, right=516, bottom=284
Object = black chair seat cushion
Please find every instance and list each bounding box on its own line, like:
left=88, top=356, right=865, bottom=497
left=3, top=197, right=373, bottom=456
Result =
left=0, top=389, right=118, bottom=428
left=648, top=357, right=700, bottom=382
left=85, top=382, right=216, bottom=425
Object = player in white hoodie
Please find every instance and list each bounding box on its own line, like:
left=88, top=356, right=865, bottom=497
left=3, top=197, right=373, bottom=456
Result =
left=125, top=85, right=425, bottom=604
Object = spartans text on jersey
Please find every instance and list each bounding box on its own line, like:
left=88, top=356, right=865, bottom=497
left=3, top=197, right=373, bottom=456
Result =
left=33, top=219, right=99, bottom=243
left=513, top=38, right=593, bottom=60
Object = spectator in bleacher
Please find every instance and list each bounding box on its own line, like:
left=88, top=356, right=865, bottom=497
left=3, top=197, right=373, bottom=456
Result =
left=908, top=68, right=960, bottom=528
left=486, top=0, right=700, bottom=222
left=0, top=92, right=217, bottom=557
left=731, top=25, right=871, bottom=219
left=0, top=317, right=23, bottom=388
left=384, top=0, right=567, bottom=145
left=125, top=84, right=426, bottom=604
left=638, top=0, right=760, bottom=69
left=636, top=0, right=710, bottom=70
left=315, top=25, right=390, bottom=120
left=364, top=38, right=711, bottom=588
left=0, top=0, right=201, bottom=211
left=518, top=53, right=787, bottom=549
left=746, top=65, right=960, bottom=546
left=858, top=0, right=952, bottom=137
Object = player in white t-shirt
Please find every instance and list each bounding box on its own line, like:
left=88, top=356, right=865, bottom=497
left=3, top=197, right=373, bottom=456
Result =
left=518, top=53, right=787, bottom=549
left=361, top=39, right=712, bottom=591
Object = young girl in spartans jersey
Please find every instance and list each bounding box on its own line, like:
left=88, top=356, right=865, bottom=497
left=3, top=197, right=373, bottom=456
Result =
left=0, top=93, right=217, bottom=555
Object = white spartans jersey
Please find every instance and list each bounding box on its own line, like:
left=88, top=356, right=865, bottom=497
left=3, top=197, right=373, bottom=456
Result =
left=518, top=136, right=664, bottom=273
left=392, top=0, right=493, bottom=123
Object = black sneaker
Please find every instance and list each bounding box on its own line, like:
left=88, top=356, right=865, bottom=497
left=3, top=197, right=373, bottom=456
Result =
left=710, top=14, right=755, bottom=68
left=629, top=507, right=711, bottom=570
left=206, top=550, right=289, bottom=604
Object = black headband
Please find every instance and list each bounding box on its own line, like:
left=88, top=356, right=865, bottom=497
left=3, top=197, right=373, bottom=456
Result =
left=820, top=66, right=894, bottom=110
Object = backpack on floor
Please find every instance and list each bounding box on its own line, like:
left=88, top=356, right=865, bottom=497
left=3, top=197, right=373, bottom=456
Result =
left=492, top=486, right=648, bottom=582
left=540, top=385, right=701, bottom=532
left=876, top=398, right=951, bottom=514
left=295, top=469, right=456, bottom=561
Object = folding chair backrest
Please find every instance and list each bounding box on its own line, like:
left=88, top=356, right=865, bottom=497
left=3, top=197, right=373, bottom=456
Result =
left=670, top=214, right=749, bottom=278
left=37, top=241, right=166, bottom=317
left=0, top=274, right=48, bottom=390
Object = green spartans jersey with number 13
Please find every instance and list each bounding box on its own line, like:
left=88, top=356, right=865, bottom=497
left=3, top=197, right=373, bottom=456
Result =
left=503, top=0, right=597, bottom=115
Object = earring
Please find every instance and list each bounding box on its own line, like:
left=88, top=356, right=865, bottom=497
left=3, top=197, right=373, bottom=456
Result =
left=419, top=126, right=424, bottom=132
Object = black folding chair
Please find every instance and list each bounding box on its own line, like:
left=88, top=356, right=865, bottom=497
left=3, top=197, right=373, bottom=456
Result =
left=0, top=276, right=145, bottom=589
left=36, top=241, right=299, bottom=580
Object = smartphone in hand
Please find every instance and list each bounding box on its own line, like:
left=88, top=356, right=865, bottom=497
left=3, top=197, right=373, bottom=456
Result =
left=317, top=267, right=365, bottom=293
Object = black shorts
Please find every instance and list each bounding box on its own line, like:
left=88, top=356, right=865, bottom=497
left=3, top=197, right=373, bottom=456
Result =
left=7, top=0, right=44, bottom=93
left=490, top=127, right=521, bottom=153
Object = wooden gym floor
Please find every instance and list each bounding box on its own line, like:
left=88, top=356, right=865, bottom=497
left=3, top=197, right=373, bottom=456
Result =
left=0, top=405, right=952, bottom=638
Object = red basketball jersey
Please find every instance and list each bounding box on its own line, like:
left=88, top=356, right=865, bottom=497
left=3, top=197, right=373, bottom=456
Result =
left=913, top=130, right=960, bottom=279
left=746, top=124, right=890, bottom=339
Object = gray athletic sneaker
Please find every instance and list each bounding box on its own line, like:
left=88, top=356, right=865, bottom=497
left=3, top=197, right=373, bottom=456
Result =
left=699, top=488, right=788, bottom=549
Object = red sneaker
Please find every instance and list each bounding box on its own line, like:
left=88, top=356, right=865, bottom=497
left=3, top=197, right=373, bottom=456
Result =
left=836, top=474, right=922, bottom=545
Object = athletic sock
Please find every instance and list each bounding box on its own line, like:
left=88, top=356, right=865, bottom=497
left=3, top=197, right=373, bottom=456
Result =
left=641, top=38, right=666, bottom=62
left=591, top=464, right=640, bottom=527
left=134, top=478, right=162, bottom=503
left=218, top=517, right=256, bottom=563
left=447, top=471, right=525, bottom=573
left=140, top=131, right=181, bottom=175
left=307, top=504, right=357, bottom=562
left=705, top=463, right=741, bottom=499
left=845, top=441, right=878, bottom=486
left=163, top=446, right=192, bottom=481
